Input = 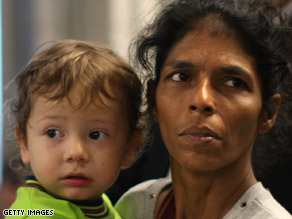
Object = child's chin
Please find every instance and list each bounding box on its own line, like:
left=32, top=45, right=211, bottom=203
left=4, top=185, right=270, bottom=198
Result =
left=62, top=192, right=100, bottom=201
left=69, top=196, right=98, bottom=201
left=57, top=188, right=101, bottom=201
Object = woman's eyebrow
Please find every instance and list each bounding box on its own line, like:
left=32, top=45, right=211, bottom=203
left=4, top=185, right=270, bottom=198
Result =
left=218, top=66, right=253, bottom=78
left=163, top=60, right=197, bottom=70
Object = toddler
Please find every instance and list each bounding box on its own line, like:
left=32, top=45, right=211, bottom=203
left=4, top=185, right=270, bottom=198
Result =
left=7, top=40, right=143, bottom=218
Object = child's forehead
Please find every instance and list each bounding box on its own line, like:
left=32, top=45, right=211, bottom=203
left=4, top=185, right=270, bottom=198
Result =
left=31, top=91, right=124, bottom=111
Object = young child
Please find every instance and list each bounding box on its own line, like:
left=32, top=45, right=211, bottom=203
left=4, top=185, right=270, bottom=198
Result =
left=7, top=40, right=143, bottom=218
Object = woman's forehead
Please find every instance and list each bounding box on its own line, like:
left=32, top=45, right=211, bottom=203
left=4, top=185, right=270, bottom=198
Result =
left=161, top=15, right=253, bottom=68
left=164, top=27, right=254, bottom=66
left=192, top=14, right=234, bottom=36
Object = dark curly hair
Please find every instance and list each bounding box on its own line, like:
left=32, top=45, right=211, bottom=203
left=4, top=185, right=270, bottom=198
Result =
left=134, top=0, right=292, bottom=177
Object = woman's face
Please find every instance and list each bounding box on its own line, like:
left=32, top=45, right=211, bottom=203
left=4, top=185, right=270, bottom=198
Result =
left=153, top=29, right=272, bottom=172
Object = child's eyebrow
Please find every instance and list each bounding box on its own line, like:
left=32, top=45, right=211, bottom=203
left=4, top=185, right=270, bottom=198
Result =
left=88, top=119, right=106, bottom=124
left=36, top=117, right=111, bottom=126
left=87, top=120, right=119, bottom=130
left=36, top=115, right=66, bottom=123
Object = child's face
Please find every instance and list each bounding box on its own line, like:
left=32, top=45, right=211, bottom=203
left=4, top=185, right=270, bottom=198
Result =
left=16, top=90, right=139, bottom=201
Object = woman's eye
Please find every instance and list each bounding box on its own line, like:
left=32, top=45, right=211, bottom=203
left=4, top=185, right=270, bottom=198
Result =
left=89, top=131, right=107, bottom=140
left=170, top=72, right=189, bottom=82
left=224, top=78, right=244, bottom=88
left=46, top=129, right=63, bottom=138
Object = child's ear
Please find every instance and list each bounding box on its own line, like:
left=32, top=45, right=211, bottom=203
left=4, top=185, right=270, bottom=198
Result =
left=121, top=130, right=142, bottom=168
left=147, top=79, right=158, bottom=122
left=258, top=94, right=281, bottom=134
left=14, top=126, right=30, bottom=165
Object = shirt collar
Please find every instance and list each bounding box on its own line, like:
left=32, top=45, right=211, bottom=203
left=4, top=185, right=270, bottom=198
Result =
left=25, top=176, right=109, bottom=218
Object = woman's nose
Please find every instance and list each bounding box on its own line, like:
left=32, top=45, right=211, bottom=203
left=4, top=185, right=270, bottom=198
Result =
left=64, top=138, right=90, bottom=163
left=189, top=79, right=215, bottom=114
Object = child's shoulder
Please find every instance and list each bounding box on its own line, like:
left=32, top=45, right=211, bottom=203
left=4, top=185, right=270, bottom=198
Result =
left=101, top=193, right=122, bottom=219
left=7, top=187, right=86, bottom=218
left=7, top=188, right=121, bottom=219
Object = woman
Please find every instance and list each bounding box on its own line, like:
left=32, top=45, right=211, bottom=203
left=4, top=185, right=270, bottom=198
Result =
left=116, top=0, right=292, bottom=218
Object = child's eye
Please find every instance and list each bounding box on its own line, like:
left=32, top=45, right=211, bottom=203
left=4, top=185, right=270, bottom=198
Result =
left=224, top=78, right=245, bottom=88
left=170, top=72, right=189, bottom=82
left=46, top=129, right=63, bottom=138
left=89, top=131, right=107, bottom=140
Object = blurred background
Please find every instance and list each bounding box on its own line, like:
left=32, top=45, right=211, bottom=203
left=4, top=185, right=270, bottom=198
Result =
left=0, top=0, right=292, bottom=217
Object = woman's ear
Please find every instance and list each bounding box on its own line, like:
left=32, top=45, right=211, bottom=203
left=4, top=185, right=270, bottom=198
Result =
left=121, top=130, right=142, bottom=168
left=258, top=94, right=281, bottom=134
left=14, top=126, right=30, bottom=165
left=146, top=79, right=158, bottom=122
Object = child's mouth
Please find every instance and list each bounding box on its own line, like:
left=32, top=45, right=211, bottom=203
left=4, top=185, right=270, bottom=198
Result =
left=63, top=174, right=92, bottom=186
left=66, top=176, right=87, bottom=179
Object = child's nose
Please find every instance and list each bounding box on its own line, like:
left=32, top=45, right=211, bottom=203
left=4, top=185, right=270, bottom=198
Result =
left=64, top=139, right=90, bottom=163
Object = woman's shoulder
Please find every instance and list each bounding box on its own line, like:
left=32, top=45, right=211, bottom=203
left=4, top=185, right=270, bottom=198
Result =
left=115, top=177, right=172, bottom=219
left=224, top=182, right=292, bottom=219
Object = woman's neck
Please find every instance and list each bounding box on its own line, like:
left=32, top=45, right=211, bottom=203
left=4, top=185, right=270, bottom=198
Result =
left=169, top=156, right=257, bottom=219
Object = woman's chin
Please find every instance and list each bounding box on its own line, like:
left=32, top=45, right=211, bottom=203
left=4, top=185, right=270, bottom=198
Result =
left=171, top=153, right=227, bottom=173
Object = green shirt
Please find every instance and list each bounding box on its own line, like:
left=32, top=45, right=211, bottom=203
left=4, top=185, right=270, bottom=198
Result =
left=6, top=176, right=121, bottom=219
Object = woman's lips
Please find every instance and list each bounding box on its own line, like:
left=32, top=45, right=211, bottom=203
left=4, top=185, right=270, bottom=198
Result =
left=179, top=125, right=221, bottom=146
left=62, top=174, right=92, bottom=187
left=180, top=125, right=221, bottom=138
